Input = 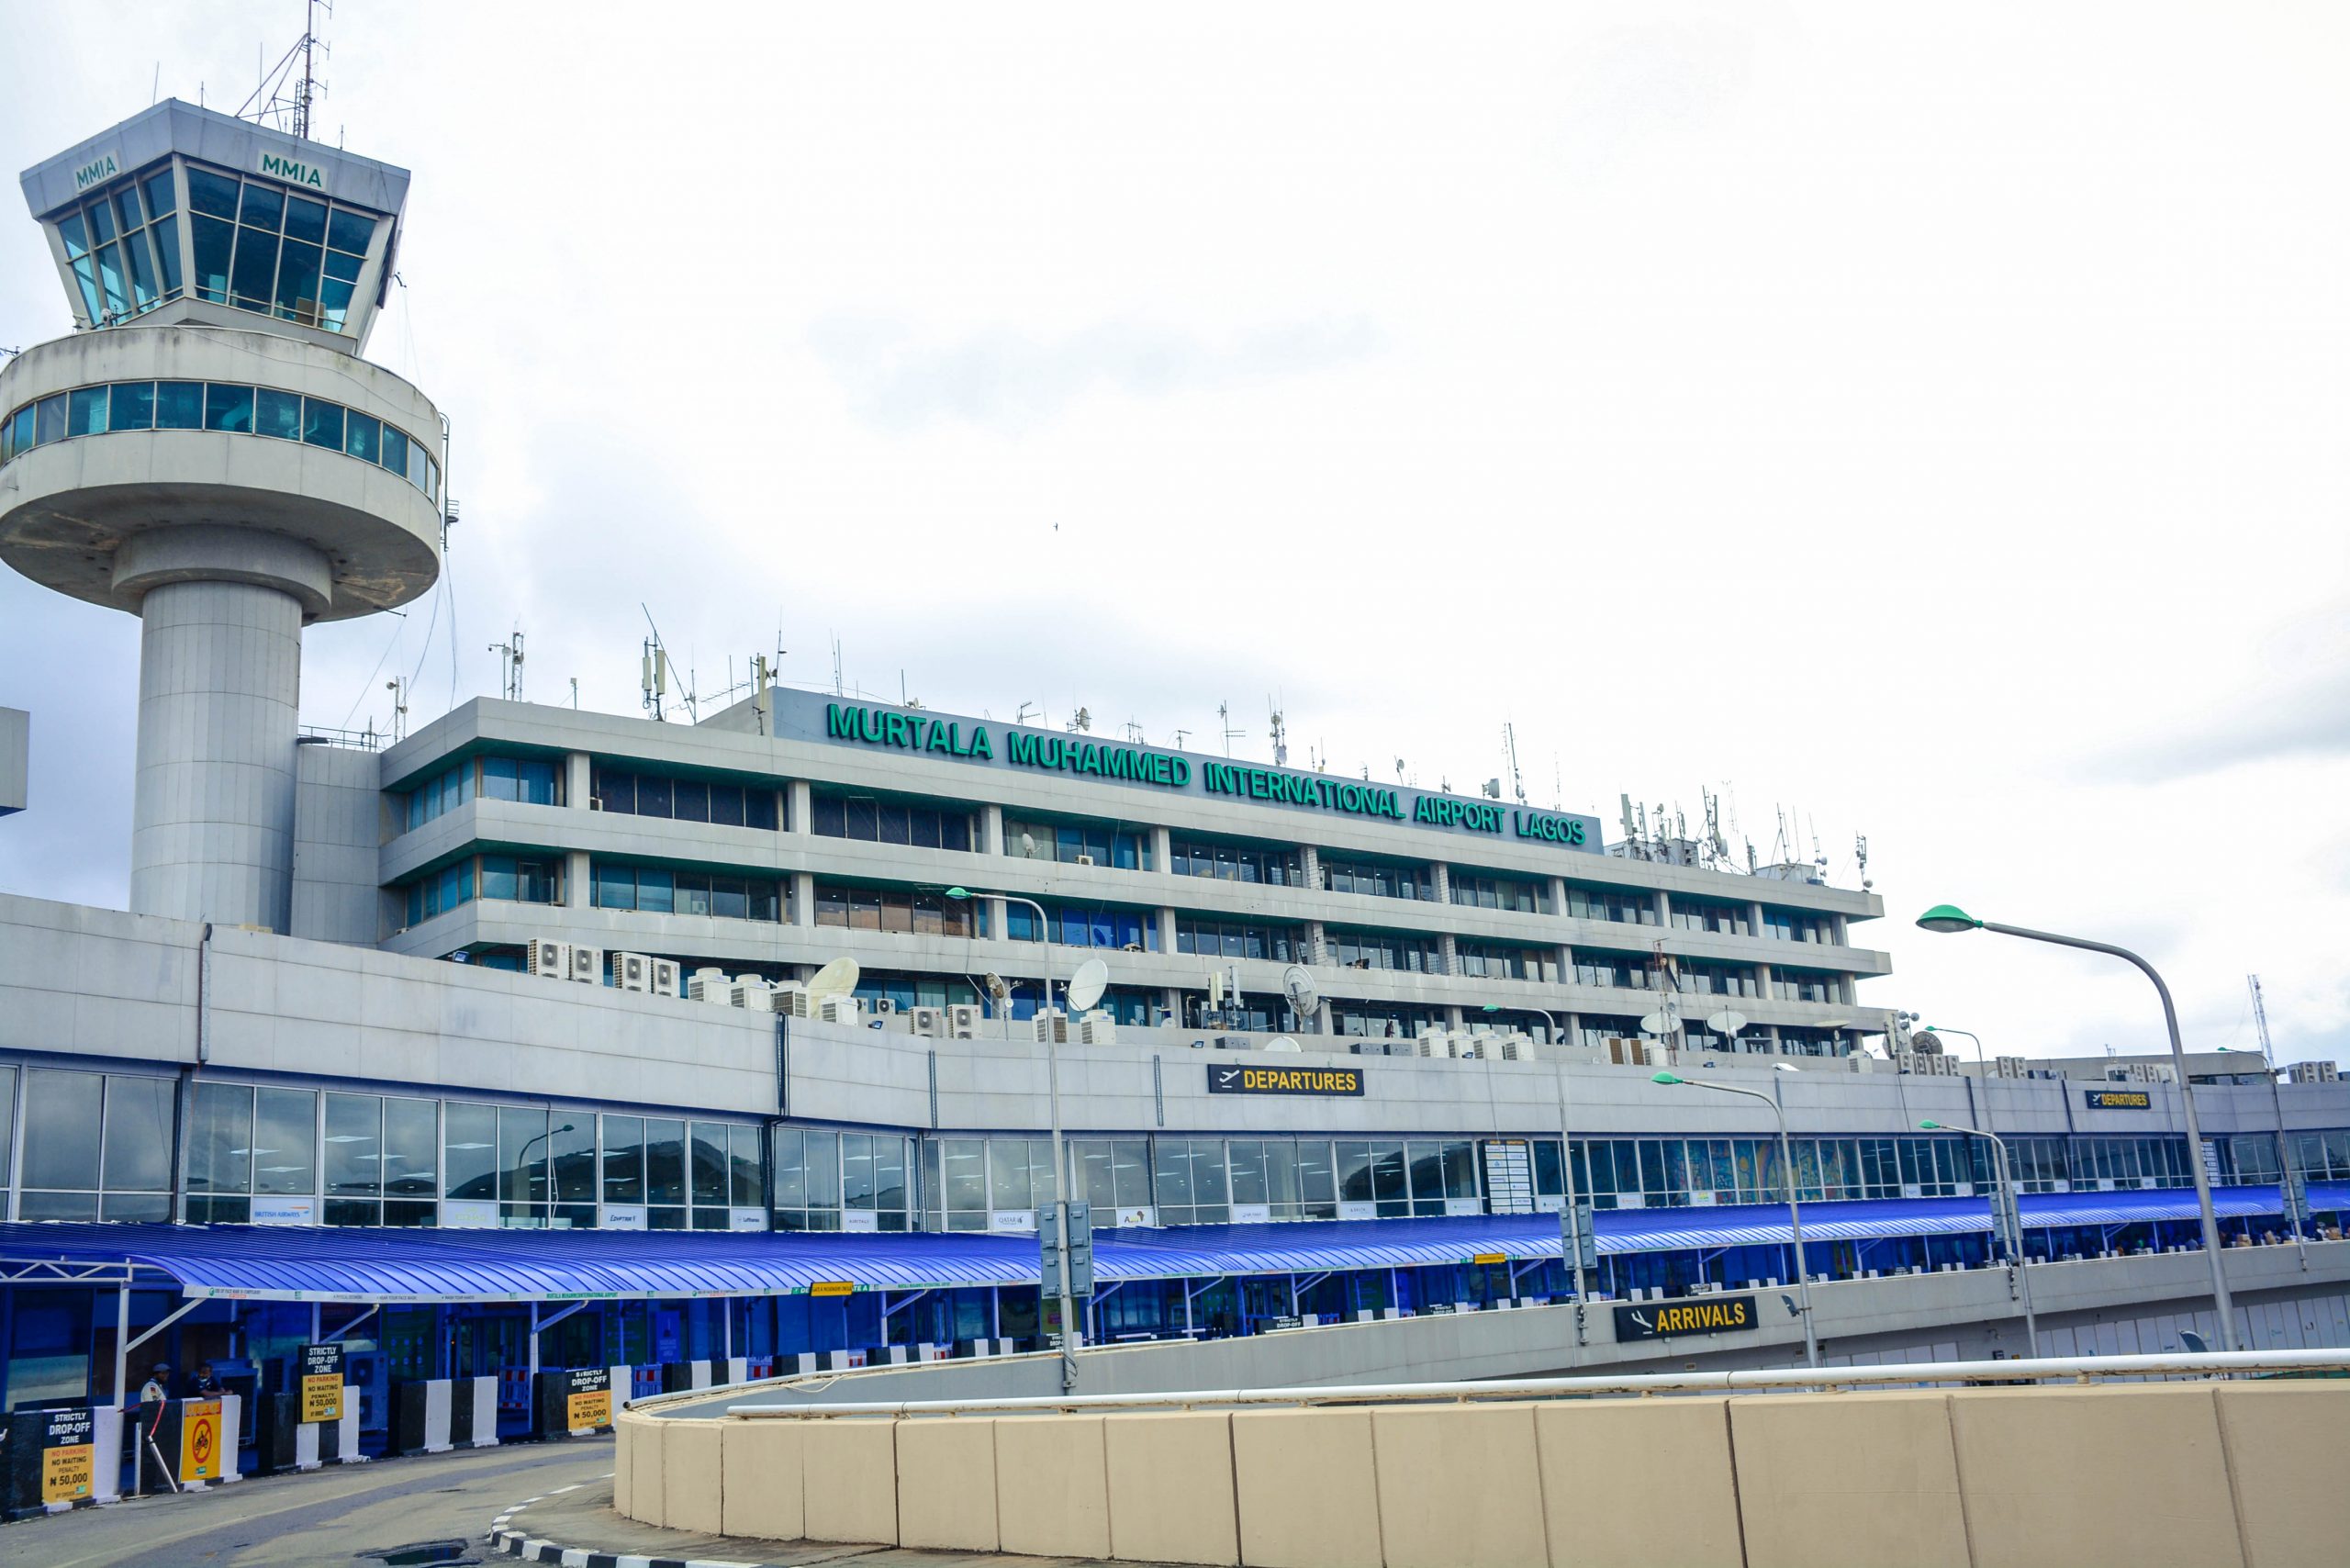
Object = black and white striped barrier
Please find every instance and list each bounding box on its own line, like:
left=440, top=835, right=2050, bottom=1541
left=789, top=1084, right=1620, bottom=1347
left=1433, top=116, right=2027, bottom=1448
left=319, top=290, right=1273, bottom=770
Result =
left=391, top=1377, right=499, bottom=1455
left=253, top=1386, right=364, bottom=1473
left=951, top=1338, right=1022, bottom=1358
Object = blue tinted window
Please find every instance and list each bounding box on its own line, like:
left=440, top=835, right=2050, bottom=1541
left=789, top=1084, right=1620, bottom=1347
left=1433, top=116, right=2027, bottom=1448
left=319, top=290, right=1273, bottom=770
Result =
left=141, top=168, right=175, bottom=218
left=255, top=387, right=300, bottom=440
left=345, top=412, right=380, bottom=464
left=56, top=208, right=90, bottom=258
left=155, top=382, right=202, bottom=430
left=323, top=249, right=364, bottom=284
left=326, top=208, right=375, bottom=256
left=189, top=214, right=233, bottom=302
left=274, top=240, right=323, bottom=323
left=593, top=863, right=637, bottom=911
left=283, top=196, right=326, bottom=246
left=147, top=215, right=178, bottom=294
left=35, top=395, right=65, bottom=444
left=8, top=407, right=33, bottom=456
left=205, top=385, right=254, bottom=433
left=229, top=228, right=277, bottom=310
left=68, top=257, right=100, bottom=321
left=239, top=181, right=283, bottom=231
left=380, top=424, right=408, bottom=476
left=66, top=386, right=108, bottom=437
left=115, top=185, right=143, bottom=230
left=301, top=398, right=344, bottom=450
left=186, top=167, right=239, bottom=218
left=95, top=244, right=129, bottom=317
left=124, top=231, right=159, bottom=308
left=635, top=868, right=675, bottom=915
left=87, top=197, right=116, bottom=244
left=110, top=382, right=154, bottom=431
left=319, top=275, right=357, bottom=334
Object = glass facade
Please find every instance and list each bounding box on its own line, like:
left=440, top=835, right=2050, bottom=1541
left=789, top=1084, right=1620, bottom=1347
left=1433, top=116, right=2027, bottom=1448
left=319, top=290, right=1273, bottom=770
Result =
left=1003, top=814, right=1146, bottom=868
left=1320, top=857, right=1432, bottom=901
left=811, top=883, right=972, bottom=936
left=3, top=376, right=439, bottom=501
left=591, top=862, right=783, bottom=922
left=1169, top=835, right=1299, bottom=885
left=815, top=790, right=968, bottom=848
left=596, top=765, right=781, bottom=830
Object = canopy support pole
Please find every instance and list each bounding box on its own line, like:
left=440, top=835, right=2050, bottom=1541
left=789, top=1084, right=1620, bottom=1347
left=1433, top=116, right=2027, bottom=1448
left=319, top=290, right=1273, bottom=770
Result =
left=322, top=1304, right=379, bottom=1344
left=113, top=1285, right=129, bottom=1409
left=127, top=1295, right=203, bottom=1354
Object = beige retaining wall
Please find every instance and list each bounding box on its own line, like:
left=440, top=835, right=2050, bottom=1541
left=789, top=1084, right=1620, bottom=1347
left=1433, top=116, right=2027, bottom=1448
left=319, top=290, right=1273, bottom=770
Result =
left=614, top=1380, right=2350, bottom=1568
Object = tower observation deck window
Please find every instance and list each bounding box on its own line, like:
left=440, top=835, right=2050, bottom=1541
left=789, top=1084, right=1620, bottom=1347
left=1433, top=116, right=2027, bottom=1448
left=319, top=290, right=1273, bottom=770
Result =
left=51, top=158, right=182, bottom=327
left=172, top=159, right=380, bottom=332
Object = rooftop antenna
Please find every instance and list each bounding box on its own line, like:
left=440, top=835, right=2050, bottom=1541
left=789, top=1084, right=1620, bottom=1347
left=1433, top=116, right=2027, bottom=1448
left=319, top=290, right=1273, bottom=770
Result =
left=568, top=677, right=578, bottom=711
left=639, top=606, right=676, bottom=722
left=830, top=634, right=844, bottom=697
left=236, top=0, right=331, bottom=138
left=1853, top=834, right=1873, bottom=891
left=1504, top=722, right=1527, bottom=805
left=1268, top=701, right=1288, bottom=767
left=1217, top=701, right=1246, bottom=756
left=488, top=626, right=524, bottom=701
left=384, top=676, right=408, bottom=742
left=1065, top=706, right=1091, bottom=733
left=1016, top=701, right=1041, bottom=726
left=2248, top=975, right=2275, bottom=1068
left=1124, top=720, right=1146, bottom=744
left=1171, top=727, right=1191, bottom=749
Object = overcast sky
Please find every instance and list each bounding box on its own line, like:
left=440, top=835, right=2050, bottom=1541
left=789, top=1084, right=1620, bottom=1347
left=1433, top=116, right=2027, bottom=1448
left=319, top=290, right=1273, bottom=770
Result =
left=3, top=3, right=2344, bottom=1066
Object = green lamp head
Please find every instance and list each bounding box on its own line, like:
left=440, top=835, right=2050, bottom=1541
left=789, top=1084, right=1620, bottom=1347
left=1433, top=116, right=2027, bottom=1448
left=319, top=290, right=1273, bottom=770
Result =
left=1651, top=1071, right=1684, bottom=1086
left=1919, top=1120, right=1942, bottom=1131
left=1916, top=903, right=1983, bottom=935
left=944, top=887, right=971, bottom=900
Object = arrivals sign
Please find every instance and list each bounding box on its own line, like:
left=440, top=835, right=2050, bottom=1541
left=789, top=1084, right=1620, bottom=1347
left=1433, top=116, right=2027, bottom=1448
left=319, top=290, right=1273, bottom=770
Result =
left=564, top=1367, right=611, bottom=1432
left=38, top=1407, right=96, bottom=1504
left=180, top=1399, right=223, bottom=1482
left=1208, top=1063, right=1365, bottom=1098
left=1613, top=1295, right=1757, bottom=1341
left=808, top=696, right=1602, bottom=854
left=299, top=1343, right=346, bottom=1423
left=2084, top=1090, right=2153, bottom=1110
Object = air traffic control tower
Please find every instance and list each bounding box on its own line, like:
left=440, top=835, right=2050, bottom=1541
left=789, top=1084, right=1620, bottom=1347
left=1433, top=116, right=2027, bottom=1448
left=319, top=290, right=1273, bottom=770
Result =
left=1, top=102, right=443, bottom=930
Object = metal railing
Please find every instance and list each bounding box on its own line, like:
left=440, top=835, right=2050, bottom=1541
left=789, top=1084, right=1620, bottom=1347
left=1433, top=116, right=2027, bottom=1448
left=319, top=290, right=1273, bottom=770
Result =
left=722, top=1350, right=2350, bottom=1419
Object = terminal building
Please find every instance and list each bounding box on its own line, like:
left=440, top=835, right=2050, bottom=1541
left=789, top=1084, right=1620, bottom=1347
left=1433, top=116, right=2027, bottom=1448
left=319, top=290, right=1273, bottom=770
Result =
left=1, top=101, right=2347, bottom=1449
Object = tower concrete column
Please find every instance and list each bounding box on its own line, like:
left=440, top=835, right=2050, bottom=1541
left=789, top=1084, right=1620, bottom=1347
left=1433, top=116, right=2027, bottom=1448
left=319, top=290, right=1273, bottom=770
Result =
left=122, top=527, right=331, bottom=931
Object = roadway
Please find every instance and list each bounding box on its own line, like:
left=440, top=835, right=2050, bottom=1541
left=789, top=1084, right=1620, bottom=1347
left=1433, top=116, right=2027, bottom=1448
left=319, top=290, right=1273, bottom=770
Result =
left=1, top=1438, right=613, bottom=1568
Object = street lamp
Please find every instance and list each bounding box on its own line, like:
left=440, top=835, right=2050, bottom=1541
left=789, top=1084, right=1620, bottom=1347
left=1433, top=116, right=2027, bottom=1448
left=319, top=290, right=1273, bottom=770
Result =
left=2216, top=1046, right=2308, bottom=1256
left=1920, top=1119, right=2037, bottom=1353
left=1652, top=1070, right=1820, bottom=1368
left=1487, top=1004, right=1588, bottom=1304
left=1915, top=903, right=2240, bottom=1350
left=946, top=886, right=1080, bottom=1392
left=1924, top=1025, right=1994, bottom=1133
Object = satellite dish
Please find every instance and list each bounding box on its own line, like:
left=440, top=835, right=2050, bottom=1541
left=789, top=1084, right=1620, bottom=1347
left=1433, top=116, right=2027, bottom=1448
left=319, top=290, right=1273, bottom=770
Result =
left=1706, top=1010, right=1749, bottom=1037
left=1018, top=831, right=1036, bottom=857
left=1281, top=964, right=1319, bottom=1015
left=1264, top=1036, right=1302, bottom=1053
left=1065, top=958, right=1109, bottom=1014
left=1639, top=1012, right=1671, bottom=1036
left=807, top=957, right=860, bottom=999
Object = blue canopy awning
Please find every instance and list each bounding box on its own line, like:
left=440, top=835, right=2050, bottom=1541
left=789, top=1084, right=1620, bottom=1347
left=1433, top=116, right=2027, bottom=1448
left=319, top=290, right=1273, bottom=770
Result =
left=0, top=1182, right=2332, bottom=1305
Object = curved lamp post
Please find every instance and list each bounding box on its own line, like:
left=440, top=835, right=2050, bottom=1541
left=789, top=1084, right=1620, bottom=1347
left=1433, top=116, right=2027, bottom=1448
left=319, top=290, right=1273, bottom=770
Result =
left=2216, top=1045, right=2308, bottom=1257
left=1920, top=1118, right=2037, bottom=1353
left=1486, top=1003, right=1588, bottom=1303
left=1653, top=1070, right=1820, bottom=1368
left=947, top=885, right=1080, bottom=1391
left=1915, top=904, right=2239, bottom=1350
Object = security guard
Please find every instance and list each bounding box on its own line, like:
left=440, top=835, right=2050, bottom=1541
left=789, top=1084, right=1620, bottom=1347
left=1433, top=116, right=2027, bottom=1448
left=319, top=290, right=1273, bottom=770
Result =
left=139, top=1361, right=172, bottom=1405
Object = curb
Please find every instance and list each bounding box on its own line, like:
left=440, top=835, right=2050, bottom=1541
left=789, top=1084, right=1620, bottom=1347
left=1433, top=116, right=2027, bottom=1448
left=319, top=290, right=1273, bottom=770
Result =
left=487, top=1489, right=767, bottom=1568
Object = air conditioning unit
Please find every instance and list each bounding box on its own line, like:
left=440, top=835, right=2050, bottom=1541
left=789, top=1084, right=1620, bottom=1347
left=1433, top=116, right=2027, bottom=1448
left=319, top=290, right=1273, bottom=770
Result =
left=612, top=951, right=654, bottom=993
left=1075, top=853, right=1096, bottom=867
left=1033, top=1009, right=1070, bottom=1044
left=946, top=1002, right=984, bottom=1039
left=910, top=1005, right=948, bottom=1038
left=526, top=937, right=572, bottom=980
left=730, top=978, right=775, bottom=1012
left=873, top=997, right=899, bottom=1017
left=1605, top=1036, right=1648, bottom=1067
left=688, top=966, right=732, bottom=1003
left=1079, top=1010, right=1117, bottom=1047
left=1414, top=1032, right=1455, bottom=1059
left=773, top=984, right=814, bottom=1019
left=1494, top=1035, right=1537, bottom=1063
left=648, top=957, right=681, bottom=998
left=816, top=992, right=861, bottom=1026
left=567, top=945, right=602, bottom=984
left=1993, top=1055, right=2029, bottom=1079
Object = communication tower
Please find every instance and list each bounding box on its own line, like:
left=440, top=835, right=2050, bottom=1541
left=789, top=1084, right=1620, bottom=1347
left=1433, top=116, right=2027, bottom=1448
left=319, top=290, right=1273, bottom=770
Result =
left=1, top=100, right=441, bottom=930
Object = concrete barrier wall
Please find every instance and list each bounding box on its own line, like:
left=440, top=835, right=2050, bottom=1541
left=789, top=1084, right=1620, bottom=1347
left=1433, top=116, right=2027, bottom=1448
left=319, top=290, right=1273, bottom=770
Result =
left=616, top=1379, right=2350, bottom=1568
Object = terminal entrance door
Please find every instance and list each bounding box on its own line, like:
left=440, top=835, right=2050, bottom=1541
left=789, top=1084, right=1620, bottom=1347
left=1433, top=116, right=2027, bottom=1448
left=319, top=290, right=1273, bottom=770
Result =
left=1239, top=1279, right=1293, bottom=1334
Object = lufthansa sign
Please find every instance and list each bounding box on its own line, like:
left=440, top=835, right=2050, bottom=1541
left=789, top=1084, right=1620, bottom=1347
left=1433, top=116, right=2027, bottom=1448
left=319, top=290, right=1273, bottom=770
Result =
left=2085, top=1090, right=2153, bottom=1110
left=1208, top=1064, right=1364, bottom=1098
left=1613, top=1295, right=1756, bottom=1341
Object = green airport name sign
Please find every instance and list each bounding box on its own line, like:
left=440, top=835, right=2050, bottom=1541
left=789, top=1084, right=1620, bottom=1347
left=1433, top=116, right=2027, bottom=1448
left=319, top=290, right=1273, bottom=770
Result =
left=818, top=701, right=1600, bottom=854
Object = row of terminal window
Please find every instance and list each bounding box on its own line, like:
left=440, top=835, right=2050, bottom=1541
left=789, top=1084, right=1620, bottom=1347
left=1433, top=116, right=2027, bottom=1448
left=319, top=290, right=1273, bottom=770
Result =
left=8, top=1065, right=2333, bottom=1226
left=0, top=375, right=442, bottom=506
left=411, top=756, right=1844, bottom=943
left=49, top=156, right=382, bottom=331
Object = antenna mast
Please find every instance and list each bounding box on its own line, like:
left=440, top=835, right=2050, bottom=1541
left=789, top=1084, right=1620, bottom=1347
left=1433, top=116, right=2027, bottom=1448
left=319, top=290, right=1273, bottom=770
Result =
left=1268, top=700, right=1288, bottom=767
left=1504, top=722, right=1527, bottom=805
left=2248, top=975, right=2275, bottom=1066
left=488, top=626, right=524, bottom=701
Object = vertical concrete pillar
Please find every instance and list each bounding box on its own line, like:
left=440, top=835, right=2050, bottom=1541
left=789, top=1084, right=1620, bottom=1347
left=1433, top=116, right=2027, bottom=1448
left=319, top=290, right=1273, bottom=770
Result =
left=1749, top=900, right=1767, bottom=939
left=983, top=802, right=1005, bottom=857
left=1297, top=845, right=1321, bottom=890
left=565, top=751, right=590, bottom=809
left=789, top=779, right=812, bottom=835
left=565, top=849, right=590, bottom=909
left=129, top=577, right=310, bottom=929
left=1548, top=875, right=1567, bottom=916
left=1653, top=890, right=1673, bottom=926
left=793, top=871, right=815, bottom=928
left=1150, top=823, right=1171, bottom=873
left=1439, top=932, right=1459, bottom=976
left=1305, top=919, right=1327, bottom=966
left=1430, top=863, right=1451, bottom=904
left=1156, top=906, right=1178, bottom=953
